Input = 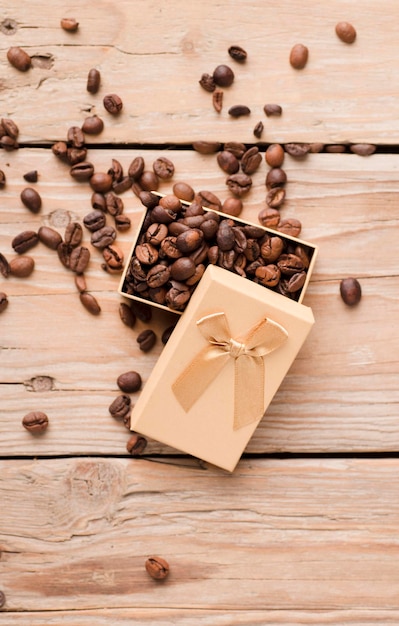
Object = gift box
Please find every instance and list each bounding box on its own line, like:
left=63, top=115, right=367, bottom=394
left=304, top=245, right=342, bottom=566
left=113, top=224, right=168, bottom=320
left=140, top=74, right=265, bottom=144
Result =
left=129, top=263, right=316, bottom=472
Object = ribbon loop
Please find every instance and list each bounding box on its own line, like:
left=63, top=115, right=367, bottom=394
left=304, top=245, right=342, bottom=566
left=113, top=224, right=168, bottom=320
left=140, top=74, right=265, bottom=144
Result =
left=172, top=312, right=288, bottom=430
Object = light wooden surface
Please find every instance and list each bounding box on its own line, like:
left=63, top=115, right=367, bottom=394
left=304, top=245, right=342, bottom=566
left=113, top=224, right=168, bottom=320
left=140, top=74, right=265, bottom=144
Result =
left=1, top=1, right=399, bottom=622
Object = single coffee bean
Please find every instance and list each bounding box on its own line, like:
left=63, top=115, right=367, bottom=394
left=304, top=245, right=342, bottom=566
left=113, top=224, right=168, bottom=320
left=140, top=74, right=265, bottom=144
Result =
left=70, top=161, right=95, bottom=181
left=241, top=146, right=262, bottom=175
left=90, top=172, right=113, bottom=193
left=135, top=242, right=159, bottom=264
left=67, top=126, right=85, bottom=149
left=213, top=89, right=223, bottom=113
left=57, top=242, right=71, bottom=268
left=7, top=46, right=31, bottom=71
left=146, top=264, right=170, bottom=287
left=109, top=394, right=131, bottom=420
left=0, top=170, right=6, bottom=188
left=309, top=143, right=325, bottom=153
left=266, top=187, right=286, bottom=209
left=277, top=218, right=302, bottom=238
left=255, top=264, right=281, bottom=287
left=213, top=64, right=234, bottom=87
left=195, top=190, right=222, bottom=211
left=20, top=187, right=42, bottom=213
left=224, top=142, right=247, bottom=159
left=173, top=181, right=195, bottom=202
left=325, top=144, right=347, bottom=153
left=138, top=170, right=159, bottom=192
left=105, top=191, right=124, bottom=216
left=64, top=222, right=83, bottom=247
left=2, top=118, right=19, bottom=139
left=0, top=292, right=8, bottom=313
left=128, top=156, right=145, bottom=180
left=0, top=135, right=18, bottom=151
left=69, top=246, right=90, bottom=274
left=199, top=73, right=216, bottom=92
left=108, top=158, right=124, bottom=182
left=228, top=44, right=247, bottom=62
left=103, top=245, right=124, bottom=272
left=349, top=143, right=376, bottom=156
left=217, top=151, right=239, bottom=174
left=253, top=121, right=264, bottom=138
left=289, top=43, right=309, bottom=69
left=12, top=231, right=39, bottom=254
left=103, top=93, right=123, bottom=114
left=115, top=214, right=131, bottom=231
left=335, top=21, right=356, bottom=44
left=153, top=157, right=175, bottom=180
left=260, top=236, right=284, bottom=263
left=137, top=329, right=156, bottom=352
left=0, top=252, right=10, bottom=278
left=216, top=220, right=235, bottom=251
left=228, top=104, right=251, bottom=117
left=23, top=170, right=38, bottom=183
left=145, top=556, right=170, bottom=580
left=176, top=228, right=203, bottom=253
left=60, top=17, right=79, bottom=31
left=192, top=141, right=221, bottom=154
left=266, top=167, right=287, bottom=189
left=161, top=324, right=176, bottom=344
left=91, top=193, right=107, bottom=211
left=284, top=142, right=311, bottom=157
left=79, top=291, right=101, bottom=315
left=91, top=226, right=117, bottom=249
left=9, top=255, right=35, bottom=278
left=119, top=302, right=136, bottom=328
left=52, top=141, right=68, bottom=160
left=117, top=371, right=142, bottom=393
left=82, top=115, right=104, bottom=135
left=159, top=194, right=183, bottom=213
left=277, top=253, right=304, bottom=276
left=226, top=173, right=252, bottom=196
left=265, top=144, right=285, bottom=168
left=86, top=68, right=101, bottom=93
left=74, top=274, right=87, bottom=293
left=222, top=197, right=243, bottom=217
left=22, top=411, right=49, bottom=433
left=340, top=277, right=362, bottom=306
left=113, top=176, right=132, bottom=194
left=170, top=256, right=196, bottom=281
left=258, top=207, right=281, bottom=229
left=67, top=147, right=88, bottom=165
left=83, top=210, right=106, bottom=232
left=145, top=223, right=168, bottom=246
left=126, top=433, right=147, bottom=455
left=264, top=103, right=283, bottom=117
left=285, top=270, right=307, bottom=293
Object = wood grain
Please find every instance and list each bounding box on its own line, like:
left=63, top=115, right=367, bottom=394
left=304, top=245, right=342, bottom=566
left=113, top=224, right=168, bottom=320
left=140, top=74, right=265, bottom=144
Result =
left=0, top=0, right=399, bottom=144
left=2, top=457, right=399, bottom=615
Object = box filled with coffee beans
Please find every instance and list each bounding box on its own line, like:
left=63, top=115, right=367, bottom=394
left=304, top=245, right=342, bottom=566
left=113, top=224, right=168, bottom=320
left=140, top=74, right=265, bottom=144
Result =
left=120, top=192, right=318, bottom=471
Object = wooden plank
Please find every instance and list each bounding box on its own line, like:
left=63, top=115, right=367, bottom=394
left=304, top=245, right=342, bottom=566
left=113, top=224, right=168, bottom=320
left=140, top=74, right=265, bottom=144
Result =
left=2, top=457, right=399, bottom=613
left=1, top=148, right=399, bottom=456
left=1, top=0, right=399, bottom=144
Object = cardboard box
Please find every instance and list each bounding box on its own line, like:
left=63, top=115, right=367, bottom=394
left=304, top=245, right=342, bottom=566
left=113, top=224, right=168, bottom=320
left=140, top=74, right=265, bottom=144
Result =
left=130, top=264, right=315, bottom=472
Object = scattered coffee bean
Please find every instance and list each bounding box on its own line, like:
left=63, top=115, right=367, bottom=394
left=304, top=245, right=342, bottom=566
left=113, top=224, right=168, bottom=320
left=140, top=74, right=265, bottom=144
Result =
left=340, top=277, right=362, bottom=306
left=0, top=252, right=11, bottom=278
left=7, top=46, right=31, bottom=71
left=241, top=146, right=262, bottom=175
left=284, top=143, right=311, bottom=157
left=79, top=291, right=101, bottom=315
left=82, top=115, right=104, bottom=135
left=335, top=21, right=357, bottom=44
left=228, top=44, right=247, bottom=62
left=139, top=170, right=159, bottom=192
left=83, top=210, right=106, bottom=232
left=266, top=187, right=286, bottom=209
left=119, top=302, right=137, bottom=328
left=349, top=143, right=376, bottom=156
left=23, top=170, right=38, bottom=183
left=266, top=167, right=287, bottom=190
left=38, top=226, right=62, bottom=250
left=153, top=156, right=175, bottom=180
left=289, top=43, right=309, bottom=69
left=60, top=17, right=79, bottom=31
left=226, top=173, right=252, bottom=196
left=103, top=93, right=123, bottom=114
left=102, top=245, right=124, bottom=273
left=115, top=214, right=131, bottom=231
left=90, top=172, right=113, bottom=193
left=224, top=141, right=246, bottom=159
left=86, top=68, right=101, bottom=94
left=69, top=246, right=90, bottom=274
left=67, top=126, right=85, bottom=149
left=117, top=371, right=142, bottom=393
left=161, top=324, right=176, bottom=344
left=2, top=118, right=19, bottom=140
left=325, top=144, right=347, bottom=153
left=258, top=207, right=281, bottom=229
left=173, top=182, right=195, bottom=202
left=109, top=394, right=131, bottom=420
left=199, top=73, right=216, bottom=92
left=212, top=89, right=223, bottom=113
left=20, top=187, right=42, bottom=213
left=265, top=144, right=285, bottom=168
left=228, top=105, right=251, bottom=118
left=64, top=222, right=83, bottom=247
left=126, top=433, right=147, bottom=455
left=277, top=218, right=302, bottom=238
left=217, top=150, right=239, bottom=174
left=91, top=225, right=116, bottom=248
left=253, top=121, right=264, bottom=138
left=0, top=170, right=6, bottom=188
left=9, top=255, right=35, bottom=278
left=12, top=231, right=39, bottom=254
left=264, top=104, right=282, bottom=117
left=0, top=292, right=8, bottom=313
left=70, top=161, right=95, bottom=181
left=137, top=329, right=156, bottom=352
left=74, top=274, right=87, bottom=293
left=192, top=141, right=221, bottom=154
left=145, top=556, right=170, bottom=580
left=22, top=411, right=49, bottom=433
left=213, top=64, right=234, bottom=87
left=222, top=197, right=243, bottom=217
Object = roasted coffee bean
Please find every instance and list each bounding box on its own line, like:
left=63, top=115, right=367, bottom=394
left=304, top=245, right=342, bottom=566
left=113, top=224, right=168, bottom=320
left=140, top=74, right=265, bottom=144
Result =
left=12, top=231, right=39, bottom=254
left=340, top=277, right=362, bottom=306
left=139, top=170, right=159, bottom=192
left=147, top=264, right=171, bottom=287
left=52, top=141, right=68, bottom=160
left=115, top=214, right=131, bottom=231
left=233, top=227, right=247, bottom=253
left=176, top=228, right=203, bottom=253
left=226, top=173, right=252, bottom=196
left=264, top=103, right=283, bottom=117
left=7, top=46, right=31, bottom=71
left=221, top=197, right=243, bottom=217
left=153, top=157, right=175, bottom=180
left=90, top=172, right=113, bottom=193
left=82, top=115, right=104, bottom=135
left=199, top=73, right=216, bottom=92
left=105, top=191, right=124, bottom=216
left=335, top=21, right=357, bottom=44
left=64, top=222, right=83, bottom=247
left=91, top=192, right=107, bottom=212
left=87, top=68, right=101, bottom=93
left=117, top=371, right=142, bottom=393
left=349, top=143, right=376, bottom=156
left=0, top=170, right=6, bottom=188
left=69, top=246, right=90, bottom=274
left=217, top=220, right=235, bottom=251
left=80, top=291, right=101, bottom=315
left=285, top=271, right=307, bottom=293
left=294, top=244, right=311, bottom=269
left=159, top=194, right=183, bottom=213
left=109, top=394, right=131, bottom=420
left=70, top=161, right=95, bottom=181
left=57, top=242, right=71, bottom=268
left=228, top=104, right=251, bottom=117
left=253, top=121, right=264, bottom=138
left=170, top=257, right=196, bottom=281
left=285, top=143, right=311, bottom=157
left=192, top=141, right=221, bottom=154
left=173, top=181, right=195, bottom=202
left=241, top=146, right=262, bottom=175
left=266, top=187, right=286, bottom=208
left=145, top=556, right=170, bottom=580
left=0, top=292, right=8, bottom=313
left=255, top=264, right=281, bottom=287
left=195, top=190, right=222, bottom=211
left=91, top=226, right=117, bottom=249
left=128, top=156, right=145, bottom=180
left=258, top=207, right=281, bottom=229
left=83, top=210, right=106, bottom=232
left=22, top=411, right=49, bottom=433
left=289, top=43, right=309, bottom=69
left=242, top=224, right=266, bottom=238
left=228, top=44, right=247, bottom=62
left=217, top=150, right=239, bottom=174
left=135, top=242, right=158, bottom=264
left=113, top=176, right=132, bottom=194
left=137, top=328, right=156, bottom=352
left=127, top=433, right=147, bottom=455
left=213, top=64, right=234, bottom=87
left=325, top=144, right=347, bottom=153
left=67, top=126, right=85, bottom=149
left=162, top=324, right=176, bottom=344
left=2, top=118, right=19, bottom=139
left=74, top=274, right=87, bottom=293
left=119, top=302, right=136, bottom=328
left=103, top=93, right=123, bottom=114
left=20, top=187, right=42, bottom=213
left=213, top=89, right=224, bottom=113
left=266, top=167, right=287, bottom=189
left=309, top=143, right=325, bottom=153
left=186, top=262, right=205, bottom=285
left=0, top=252, right=10, bottom=278
left=260, top=236, right=284, bottom=262
left=60, top=17, right=79, bottom=31
left=23, top=170, right=38, bottom=183
left=67, top=147, right=87, bottom=165
left=160, top=236, right=183, bottom=259
left=166, top=282, right=191, bottom=310
left=0, top=135, right=18, bottom=151
left=145, top=222, right=168, bottom=246
left=108, top=159, right=124, bottom=183
left=277, top=253, right=304, bottom=276
left=9, top=255, right=34, bottom=278
left=224, top=142, right=247, bottom=159
left=244, top=238, right=260, bottom=262
left=277, top=218, right=302, bottom=237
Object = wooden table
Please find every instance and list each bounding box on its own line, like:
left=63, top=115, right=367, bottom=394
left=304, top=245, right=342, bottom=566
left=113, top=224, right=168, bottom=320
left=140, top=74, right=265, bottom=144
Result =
left=1, top=1, right=399, bottom=623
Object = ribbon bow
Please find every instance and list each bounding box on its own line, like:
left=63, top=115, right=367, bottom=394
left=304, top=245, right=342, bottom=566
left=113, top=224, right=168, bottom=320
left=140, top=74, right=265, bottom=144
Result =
left=172, top=312, right=288, bottom=430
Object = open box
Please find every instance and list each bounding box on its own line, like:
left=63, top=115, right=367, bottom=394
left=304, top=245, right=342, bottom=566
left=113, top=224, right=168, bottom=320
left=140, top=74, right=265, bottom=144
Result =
left=118, top=193, right=318, bottom=471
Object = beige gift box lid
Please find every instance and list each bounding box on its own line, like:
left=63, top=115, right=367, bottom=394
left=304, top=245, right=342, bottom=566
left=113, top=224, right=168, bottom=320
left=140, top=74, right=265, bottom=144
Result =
left=130, top=264, right=315, bottom=472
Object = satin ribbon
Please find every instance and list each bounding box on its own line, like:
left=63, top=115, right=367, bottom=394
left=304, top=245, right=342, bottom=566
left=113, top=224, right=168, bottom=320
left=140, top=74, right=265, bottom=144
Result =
left=172, top=312, right=288, bottom=430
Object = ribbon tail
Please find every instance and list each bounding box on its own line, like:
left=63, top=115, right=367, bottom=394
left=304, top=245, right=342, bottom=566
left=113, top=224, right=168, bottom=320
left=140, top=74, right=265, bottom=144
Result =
left=172, top=346, right=229, bottom=412
left=234, top=355, right=265, bottom=430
